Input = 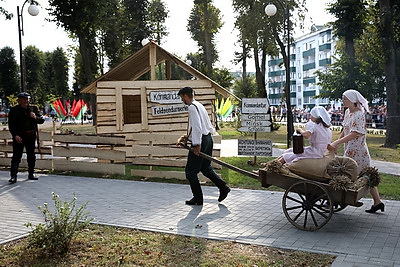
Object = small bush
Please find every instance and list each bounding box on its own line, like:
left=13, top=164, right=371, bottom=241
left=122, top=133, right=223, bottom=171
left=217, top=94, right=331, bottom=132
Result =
left=25, top=192, right=93, bottom=255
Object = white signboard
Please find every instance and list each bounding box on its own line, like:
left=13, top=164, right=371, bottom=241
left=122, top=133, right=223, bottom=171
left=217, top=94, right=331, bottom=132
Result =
left=151, top=104, right=188, bottom=116
left=241, top=114, right=270, bottom=121
left=242, top=98, right=270, bottom=114
left=149, top=90, right=181, bottom=104
left=238, top=126, right=271, bottom=132
left=241, top=120, right=272, bottom=127
left=238, top=139, right=273, bottom=157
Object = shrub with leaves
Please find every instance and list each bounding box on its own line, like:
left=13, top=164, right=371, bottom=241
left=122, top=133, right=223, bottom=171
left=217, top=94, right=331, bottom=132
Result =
left=25, top=192, right=93, bottom=255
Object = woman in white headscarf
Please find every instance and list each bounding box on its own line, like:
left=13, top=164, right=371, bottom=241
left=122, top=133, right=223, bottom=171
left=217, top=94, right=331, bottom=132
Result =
left=277, top=106, right=332, bottom=165
left=328, top=89, right=384, bottom=213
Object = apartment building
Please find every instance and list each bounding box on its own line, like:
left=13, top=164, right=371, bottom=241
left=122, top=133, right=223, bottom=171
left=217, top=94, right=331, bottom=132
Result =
left=267, top=25, right=337, bottom=109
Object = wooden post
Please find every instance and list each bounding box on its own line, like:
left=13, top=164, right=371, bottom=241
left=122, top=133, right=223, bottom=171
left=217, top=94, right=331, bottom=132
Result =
left=149, top=43, right=157, bottom=80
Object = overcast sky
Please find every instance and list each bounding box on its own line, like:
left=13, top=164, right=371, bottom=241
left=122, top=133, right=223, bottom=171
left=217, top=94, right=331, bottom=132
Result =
left=0, top=0, right=334, bottom=73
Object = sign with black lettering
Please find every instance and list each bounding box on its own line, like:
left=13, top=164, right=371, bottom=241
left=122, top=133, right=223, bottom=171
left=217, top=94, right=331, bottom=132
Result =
left=238, top=139, right=273, bottom=156
left=149, top=90, right=181, bottom=104
left=151, top=104, right=188, bottom=116
left=241, top=98, right=269, bottom=113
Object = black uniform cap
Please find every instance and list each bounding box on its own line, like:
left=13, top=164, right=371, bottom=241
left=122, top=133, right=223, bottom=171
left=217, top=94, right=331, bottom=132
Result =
left=177, top=86, right=193, bottom=96
left=17, top=92, right=30, bottom=98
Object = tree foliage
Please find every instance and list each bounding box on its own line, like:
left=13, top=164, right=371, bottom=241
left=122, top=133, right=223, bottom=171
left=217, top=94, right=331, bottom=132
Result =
left=0, top=46, right=19, bottom=100
left=232, top=74, right=258, bottom=99
left=187, top=0, right=222, bottom=78
left=233, top=0, right=306, bottom=98
left=24, top=46, right=44, bottom=101
left=147, top=0, right=169, bottom=44
left=317, top=0, right=400, bottom=147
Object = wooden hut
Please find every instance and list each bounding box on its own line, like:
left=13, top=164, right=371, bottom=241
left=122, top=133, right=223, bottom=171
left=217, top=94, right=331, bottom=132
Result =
left=81, top=41, right=238, bottom=166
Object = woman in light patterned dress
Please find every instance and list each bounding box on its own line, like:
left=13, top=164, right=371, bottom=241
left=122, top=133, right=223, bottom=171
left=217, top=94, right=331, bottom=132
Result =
left=328, top=89, right=384, bottom=213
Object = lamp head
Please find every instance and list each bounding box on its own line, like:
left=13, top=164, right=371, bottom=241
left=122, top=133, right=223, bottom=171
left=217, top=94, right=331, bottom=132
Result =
left=27, top=4, right=39, bottom=16
left=141, top=38, right=150, bottom=46
left=265, top=4, right=277, bottom=17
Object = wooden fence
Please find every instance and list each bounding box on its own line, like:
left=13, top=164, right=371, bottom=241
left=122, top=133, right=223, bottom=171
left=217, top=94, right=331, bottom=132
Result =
left=0, top=129, right=221, bottom=180
left=130, top=133, right=222, bottom=181
left=0, top=129, right=126, bottom=175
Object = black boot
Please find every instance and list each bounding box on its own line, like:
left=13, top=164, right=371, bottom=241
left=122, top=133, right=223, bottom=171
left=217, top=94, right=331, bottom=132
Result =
left=9, top=163, right=18, bottom=184
left=28, top=172, right=38, bottom=180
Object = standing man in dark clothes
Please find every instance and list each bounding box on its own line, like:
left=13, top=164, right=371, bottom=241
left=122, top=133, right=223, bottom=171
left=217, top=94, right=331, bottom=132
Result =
left=8, top=92, right=44, bottom=184
left=177, top=86, right=230, bottom=205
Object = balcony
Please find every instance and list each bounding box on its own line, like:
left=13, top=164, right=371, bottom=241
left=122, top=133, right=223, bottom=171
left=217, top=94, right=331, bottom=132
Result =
left=268, top=70, right=285, bottom=77
left=268, top=93, right=283, bottom=99
left=268, top=58, right=283, bottom=66
left=303, top=90, right=316, bottom=97
left=319, top=43, right=331, bottom=51
left=302, top=48, right=315, bottom=58
left=303, top=62, right=316, bottom=71
left=319, top=58, right=331, bottom=66
left=269, top=81, right=284, bottom=88
left=303, top=77, right=316, bottom=84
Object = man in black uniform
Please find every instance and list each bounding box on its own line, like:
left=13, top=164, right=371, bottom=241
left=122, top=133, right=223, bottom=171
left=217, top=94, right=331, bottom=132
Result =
left=8, top=92, right=44, bottom=184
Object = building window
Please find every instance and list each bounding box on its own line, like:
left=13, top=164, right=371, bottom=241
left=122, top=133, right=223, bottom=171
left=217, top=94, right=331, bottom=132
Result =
left=123, top=95, right=141, bottom=124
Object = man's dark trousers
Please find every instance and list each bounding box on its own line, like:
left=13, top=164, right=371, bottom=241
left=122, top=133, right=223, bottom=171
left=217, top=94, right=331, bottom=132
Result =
left=185, top=133, right=226, bottom=202
left=10, top=134, right=36, bottom=178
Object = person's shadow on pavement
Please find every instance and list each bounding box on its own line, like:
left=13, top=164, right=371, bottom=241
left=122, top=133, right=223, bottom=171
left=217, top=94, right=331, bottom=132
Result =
left=177, top=204, right=231, bottom=238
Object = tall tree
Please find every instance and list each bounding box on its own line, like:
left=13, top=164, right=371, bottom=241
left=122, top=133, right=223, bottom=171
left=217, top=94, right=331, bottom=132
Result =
left=41, top=47, right=70, bottom=104
left=147, top=0, right=168, bottom=44
left=187, top=0, right=222, bottom=78
left=327, top=0, right=367, bottom=89
left=123, top=0, right=151, bottom=55
left=0, top=46, right=19, bottom=99
left=47, top=0, right=106, bottom=85
left=24, top=45, right=44, bottom=102
left=379, top=0, right=400, bottom=148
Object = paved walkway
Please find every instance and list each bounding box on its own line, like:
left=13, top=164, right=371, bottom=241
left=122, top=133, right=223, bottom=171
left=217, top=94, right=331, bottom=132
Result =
left=1, top=140, right=400, bottom=266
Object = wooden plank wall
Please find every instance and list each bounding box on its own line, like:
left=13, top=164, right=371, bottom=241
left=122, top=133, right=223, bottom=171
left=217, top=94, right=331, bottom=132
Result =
left=0, top=128, right=222, bottom=181
left=95, top=80, right=217, bottom=142
left=130, top=132, right=222, bottom=181
left=0, top=129, right=126, bottom=175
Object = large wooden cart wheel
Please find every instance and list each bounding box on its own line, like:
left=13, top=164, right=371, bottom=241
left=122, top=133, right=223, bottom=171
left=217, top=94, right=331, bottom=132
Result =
left=282, top=180, right=333, bottom=231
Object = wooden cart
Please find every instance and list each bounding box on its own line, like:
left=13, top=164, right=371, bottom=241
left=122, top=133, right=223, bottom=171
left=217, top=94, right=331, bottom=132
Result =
left=259, top=170, right=370, bottom=231
left=183, top=145, right=370, bottom=231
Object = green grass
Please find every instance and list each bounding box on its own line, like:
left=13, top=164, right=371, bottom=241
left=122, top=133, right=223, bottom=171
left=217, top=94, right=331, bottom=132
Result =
left=0, top=224, right=335, bottom=266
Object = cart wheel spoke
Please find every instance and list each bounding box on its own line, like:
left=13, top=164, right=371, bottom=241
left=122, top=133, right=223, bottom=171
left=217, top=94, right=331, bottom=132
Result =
left=292, top=208, right=305, bottom=222
left=286, top=195, right=304, bottom=205
left=311, top=207, right=329, bottom=219
left=282, top=181, right=333, bottom=231
left=286, top=205, right=303, bottom=211
left=309, top=209, right=319, bottom=227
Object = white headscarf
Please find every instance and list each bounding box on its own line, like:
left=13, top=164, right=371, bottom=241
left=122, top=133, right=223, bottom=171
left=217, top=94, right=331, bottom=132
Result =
left=310, top=106, right=331, bottom=126
left=343, top=89, right=369, bottom=113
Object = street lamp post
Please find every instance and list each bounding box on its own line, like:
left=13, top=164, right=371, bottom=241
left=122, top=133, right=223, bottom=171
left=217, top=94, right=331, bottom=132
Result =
left=17, top=1, right=39, bottom=92
left=265, top=1, right=294, bottom=149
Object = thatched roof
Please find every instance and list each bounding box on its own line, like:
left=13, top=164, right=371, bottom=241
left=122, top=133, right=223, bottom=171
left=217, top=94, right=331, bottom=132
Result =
left=81, top=41, right=239, bottom=100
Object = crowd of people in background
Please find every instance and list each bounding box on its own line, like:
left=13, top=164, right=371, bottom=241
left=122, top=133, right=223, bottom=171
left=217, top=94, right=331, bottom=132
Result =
left=270, top=104, right=387, bottom=129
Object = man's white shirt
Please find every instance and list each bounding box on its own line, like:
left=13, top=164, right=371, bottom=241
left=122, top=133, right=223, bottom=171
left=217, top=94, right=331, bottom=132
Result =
left=188, top=99, right=215, bottom=146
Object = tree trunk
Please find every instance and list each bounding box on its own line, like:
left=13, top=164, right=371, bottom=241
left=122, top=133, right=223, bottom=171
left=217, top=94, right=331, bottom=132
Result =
left=380, top=0, right=400, bottom=148
left=253, top=47, right=266, bottom=98
left=78, top=34, right=96, bottom=124
left=242, top=42, right=248, bottom=96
